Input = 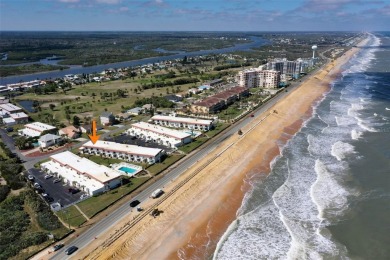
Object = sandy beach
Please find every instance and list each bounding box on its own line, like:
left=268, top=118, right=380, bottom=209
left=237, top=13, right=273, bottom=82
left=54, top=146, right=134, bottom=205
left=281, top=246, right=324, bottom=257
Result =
left=75, top=37, right=369, bottom=260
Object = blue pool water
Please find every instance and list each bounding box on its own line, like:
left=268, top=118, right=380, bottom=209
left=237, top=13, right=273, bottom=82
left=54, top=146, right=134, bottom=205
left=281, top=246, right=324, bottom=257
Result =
left=118, top=166, right=137, bottom=175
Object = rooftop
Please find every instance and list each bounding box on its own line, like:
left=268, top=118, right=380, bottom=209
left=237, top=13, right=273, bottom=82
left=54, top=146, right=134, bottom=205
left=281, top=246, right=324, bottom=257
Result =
left=50, top=151, right=121, bottom=184
left=81, top=140, right=163, bottom=157
left=151, top=115, right=213, bottom=126
left=39, top=133, right=62, bottom=142
left=0, top=103, right=22, bottom=112
left=132, top=122, right=191, bottom=139
left=25, top=122, right=56, bottom=132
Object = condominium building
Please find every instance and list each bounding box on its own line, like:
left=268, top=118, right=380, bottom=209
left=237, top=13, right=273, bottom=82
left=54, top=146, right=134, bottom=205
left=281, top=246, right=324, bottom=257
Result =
left=236, top=69, right=259, bottom=88
left=267, top=58, right=305, bottom=79
left=257, top=70, right=281, bottom=88
left=127, top=122, right=192, bottom=148
left=150, top=115, right=214, bottom=131
left=41, top=151, right=122, bottom=196
left=19, top=122, right=57, bottom=137
left=236, top=68, right=280, bottom=89
left=80, top=140, right=165, bottom=164
left=190, top=86, right=249, bottom=114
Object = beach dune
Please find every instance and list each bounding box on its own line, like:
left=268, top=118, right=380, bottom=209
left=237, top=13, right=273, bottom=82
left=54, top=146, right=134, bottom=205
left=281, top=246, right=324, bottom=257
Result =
left=78, top=38, right=369, bottom=260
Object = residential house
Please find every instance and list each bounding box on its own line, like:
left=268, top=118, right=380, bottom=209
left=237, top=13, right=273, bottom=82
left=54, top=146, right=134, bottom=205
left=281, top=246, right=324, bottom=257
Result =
left=59, top=125, right=82, bottom=139
left=38, top=134, right=63, bottom=148
left=100, top=112, right=115, bottom=126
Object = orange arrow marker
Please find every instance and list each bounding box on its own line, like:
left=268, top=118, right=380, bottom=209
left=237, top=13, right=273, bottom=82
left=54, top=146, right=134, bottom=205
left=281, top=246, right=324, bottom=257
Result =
left=88, top=120, right=100, bottom=144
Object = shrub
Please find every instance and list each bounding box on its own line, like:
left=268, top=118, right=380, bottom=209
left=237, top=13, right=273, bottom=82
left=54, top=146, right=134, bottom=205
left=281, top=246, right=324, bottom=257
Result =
left=0, top=185, right=10, bottom=203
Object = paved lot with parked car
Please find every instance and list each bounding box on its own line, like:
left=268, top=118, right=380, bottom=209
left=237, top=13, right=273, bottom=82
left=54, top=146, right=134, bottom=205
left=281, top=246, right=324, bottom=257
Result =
left=26, top=168, right=87, bottom=207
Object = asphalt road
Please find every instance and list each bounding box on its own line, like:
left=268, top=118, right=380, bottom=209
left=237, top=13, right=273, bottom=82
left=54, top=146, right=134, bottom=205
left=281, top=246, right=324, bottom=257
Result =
left=49, top=84, right=302, bottom=260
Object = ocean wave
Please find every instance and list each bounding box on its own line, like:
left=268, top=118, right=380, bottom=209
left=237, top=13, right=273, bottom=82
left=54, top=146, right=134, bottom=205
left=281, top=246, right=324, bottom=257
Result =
left=351, top=129, right=363, bottom=140
left=331, top=141, right=356, bottom=161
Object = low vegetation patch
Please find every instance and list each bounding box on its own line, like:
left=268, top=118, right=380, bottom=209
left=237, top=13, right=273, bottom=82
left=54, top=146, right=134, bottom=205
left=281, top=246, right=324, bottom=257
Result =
left=0, top=190, right=67, bottom=260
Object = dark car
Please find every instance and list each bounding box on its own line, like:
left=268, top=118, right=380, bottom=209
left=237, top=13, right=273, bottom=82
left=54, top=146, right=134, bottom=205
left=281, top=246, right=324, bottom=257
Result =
left=251, top=114, right=255, bottom=117
left=68, top=188, right=80, bottom=194
left=65, top=246, right=78, bottom=255
left=53, top=178, right=62, bottom=183
left=53, top=243, right=64, bottom=251
left=130, top=200, right=140, bottom=207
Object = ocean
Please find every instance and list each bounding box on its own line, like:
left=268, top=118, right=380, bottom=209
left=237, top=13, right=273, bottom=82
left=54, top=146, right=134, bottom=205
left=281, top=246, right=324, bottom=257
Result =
left=213, top=33, right=390, bottom=260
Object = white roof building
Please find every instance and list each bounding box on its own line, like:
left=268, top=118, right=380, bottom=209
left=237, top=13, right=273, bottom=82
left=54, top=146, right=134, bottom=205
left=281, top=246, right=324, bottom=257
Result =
left=127, top=122, right=192, bottom=148
left=0, top=103, right=23, bottom=113
left=150, top=115, right=214, bottom=131
left=38, top=134, right=62, bottom=148
left=80, top=140, right=165, bottom=164
left=2, top=117, right=16, bottom=126
left=19, top=122, right=57, bottom=137
left=10, top=112, right=29, bottom=123
left=41, top=151, right=122, bottom=196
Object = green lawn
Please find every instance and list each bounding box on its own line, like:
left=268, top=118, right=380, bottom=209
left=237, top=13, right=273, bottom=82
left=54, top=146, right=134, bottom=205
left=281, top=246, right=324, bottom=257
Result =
left=146, top=154, right=185, bottom=175
left=79, top=154, right=124, bottom=167
left=56, top=205, right=87, bottom=228
left=77, top=177, right=150, bottom=218
left=207, top=123, right=230, bottom=138
left=178, top=137, right=209, bottom=154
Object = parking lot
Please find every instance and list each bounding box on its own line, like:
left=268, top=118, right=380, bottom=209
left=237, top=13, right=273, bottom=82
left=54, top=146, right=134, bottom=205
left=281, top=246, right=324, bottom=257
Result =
left=105, top=134, right=175, bottom=153
left=26, top=168, right=87, bottom=207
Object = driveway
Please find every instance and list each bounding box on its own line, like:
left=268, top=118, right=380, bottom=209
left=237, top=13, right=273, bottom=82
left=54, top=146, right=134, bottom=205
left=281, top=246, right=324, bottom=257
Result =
left=26, top=168, right=87, bottom=207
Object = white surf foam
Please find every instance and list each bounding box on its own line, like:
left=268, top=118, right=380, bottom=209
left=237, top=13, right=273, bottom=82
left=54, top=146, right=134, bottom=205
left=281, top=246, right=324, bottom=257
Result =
left=331, top=141, right=356, bottom=161
left=351, top=129, right=363, bottom=140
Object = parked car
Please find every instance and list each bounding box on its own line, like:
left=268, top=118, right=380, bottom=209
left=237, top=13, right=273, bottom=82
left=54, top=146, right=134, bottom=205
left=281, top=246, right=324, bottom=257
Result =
left=80, top=194, right=89, bottom=200
left=53, top=243, right=64, bottom=251
left=27, top=175, right=34, bottom=181
left=251, top=114, right=255, bottom=117
left=129, top=200, right=140, bottom=207
left=44, top=174, right=53, bottom=179
left=68, top=188, right=80, bottom=194
left=137, top=207, right=143, bottom=212
left=33, top=183, right=41, bottom=189
left=53, top=178, right=62, bottom=184
left=64, top=246, right=78, bottom=255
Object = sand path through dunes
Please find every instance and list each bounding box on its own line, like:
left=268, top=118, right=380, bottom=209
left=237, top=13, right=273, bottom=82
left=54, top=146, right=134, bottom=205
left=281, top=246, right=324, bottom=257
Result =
left=76, top=37, right=370, bottom=260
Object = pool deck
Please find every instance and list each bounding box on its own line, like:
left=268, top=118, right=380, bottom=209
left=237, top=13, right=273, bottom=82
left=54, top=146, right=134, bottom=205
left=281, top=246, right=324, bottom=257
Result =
left=111, top=162, right=143, bottom=177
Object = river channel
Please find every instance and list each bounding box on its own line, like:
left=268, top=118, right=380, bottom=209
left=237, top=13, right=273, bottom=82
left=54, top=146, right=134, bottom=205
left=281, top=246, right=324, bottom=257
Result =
left=0, top=36, right=268, bottom=85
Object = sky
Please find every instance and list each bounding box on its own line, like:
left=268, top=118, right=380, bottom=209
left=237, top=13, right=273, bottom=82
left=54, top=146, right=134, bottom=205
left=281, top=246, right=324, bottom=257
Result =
left=0, top=0, right=389, bottom=31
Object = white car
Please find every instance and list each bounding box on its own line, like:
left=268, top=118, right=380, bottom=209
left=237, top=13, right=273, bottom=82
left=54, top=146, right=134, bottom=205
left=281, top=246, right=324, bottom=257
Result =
left=79, top=194, right=89, bottom=200
left=27, top=175, right=34, bottom=181
left=44, top=174, right=53, bottom=179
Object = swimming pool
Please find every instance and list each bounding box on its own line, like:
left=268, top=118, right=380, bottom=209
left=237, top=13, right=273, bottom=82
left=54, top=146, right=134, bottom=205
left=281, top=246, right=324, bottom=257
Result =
left=118, top=166, right=137, bottom=174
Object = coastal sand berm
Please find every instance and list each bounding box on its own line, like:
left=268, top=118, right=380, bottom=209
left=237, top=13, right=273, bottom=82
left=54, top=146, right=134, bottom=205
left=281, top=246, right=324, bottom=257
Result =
left=73, top=37, right=369, bottom=260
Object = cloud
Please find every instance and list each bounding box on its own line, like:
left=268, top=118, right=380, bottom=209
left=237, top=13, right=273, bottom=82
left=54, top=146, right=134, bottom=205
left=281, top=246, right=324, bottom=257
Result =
left=95, top=0, right=122, bottom=4
left=142, top=0, right=169, bottom=8
left=58, top=0, right=80, bottom=3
